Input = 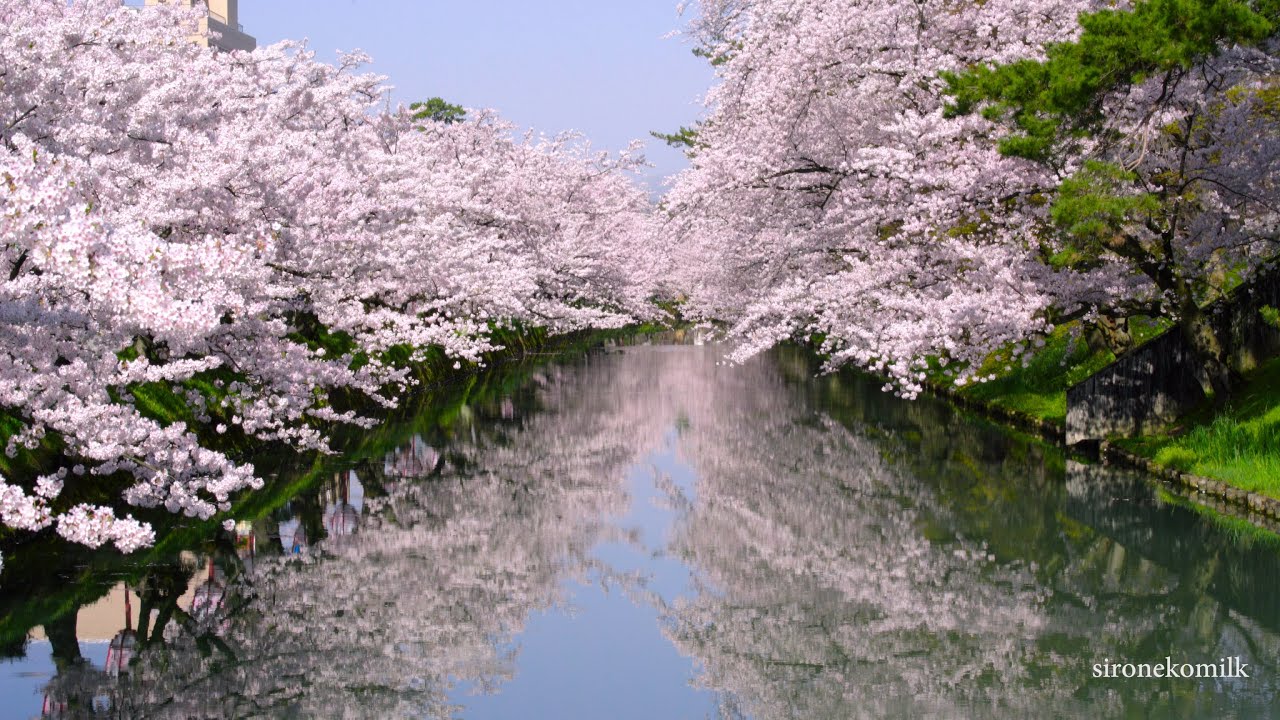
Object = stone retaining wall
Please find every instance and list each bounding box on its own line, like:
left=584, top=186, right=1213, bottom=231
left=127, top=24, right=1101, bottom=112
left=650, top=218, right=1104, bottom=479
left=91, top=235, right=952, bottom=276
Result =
left=1066, top=264, right=1280, bottom=445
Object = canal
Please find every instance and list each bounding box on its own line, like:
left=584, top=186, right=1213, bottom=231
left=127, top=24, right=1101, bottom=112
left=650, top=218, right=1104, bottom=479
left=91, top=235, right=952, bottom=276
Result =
left=1, top=341, right=1278, bottom=718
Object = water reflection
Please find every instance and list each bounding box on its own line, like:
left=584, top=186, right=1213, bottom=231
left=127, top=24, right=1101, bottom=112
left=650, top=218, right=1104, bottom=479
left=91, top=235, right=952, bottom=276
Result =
left=109, top=356, right=656, bottom=718
left=659, top=348, right=1280, bottom=719
left=2, top=343, right=1279, bottom=718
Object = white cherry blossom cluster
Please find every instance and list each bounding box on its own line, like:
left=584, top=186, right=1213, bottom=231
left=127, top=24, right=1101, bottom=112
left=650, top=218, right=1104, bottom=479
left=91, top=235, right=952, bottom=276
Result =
left=0, top=0, right=661, bottom=551
left=664, top=0, right=1095, bottom=396
left=667, top=0, right=1280, bottom=395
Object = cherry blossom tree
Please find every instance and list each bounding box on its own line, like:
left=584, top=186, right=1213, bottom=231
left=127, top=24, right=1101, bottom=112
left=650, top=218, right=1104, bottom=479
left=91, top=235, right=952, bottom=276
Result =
left=0, top=0, right=660, bottom=551
left=667, top=0, right=1280, bottom=397
left=946, top=0, right=1280, bottom=396
left=664, top=0, right=1098, bottom=396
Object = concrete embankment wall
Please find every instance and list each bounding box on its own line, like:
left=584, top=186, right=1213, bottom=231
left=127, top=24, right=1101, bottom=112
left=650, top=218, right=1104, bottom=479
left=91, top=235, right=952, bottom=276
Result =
left=1066, top=264, right=1280, bottom=445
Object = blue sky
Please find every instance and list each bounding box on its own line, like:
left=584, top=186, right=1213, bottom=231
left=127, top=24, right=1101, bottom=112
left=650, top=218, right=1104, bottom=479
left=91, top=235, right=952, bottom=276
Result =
left=238, top=1, right=715, bottom=192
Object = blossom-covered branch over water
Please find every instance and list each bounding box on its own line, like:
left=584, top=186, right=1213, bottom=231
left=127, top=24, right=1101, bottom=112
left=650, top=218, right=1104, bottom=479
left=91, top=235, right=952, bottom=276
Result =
left=0, top=0, right=662, bottom=549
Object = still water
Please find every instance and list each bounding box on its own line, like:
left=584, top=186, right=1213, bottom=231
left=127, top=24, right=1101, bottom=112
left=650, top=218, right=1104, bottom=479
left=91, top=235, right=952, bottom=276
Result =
left=1, top=342, right=1278, bottom=718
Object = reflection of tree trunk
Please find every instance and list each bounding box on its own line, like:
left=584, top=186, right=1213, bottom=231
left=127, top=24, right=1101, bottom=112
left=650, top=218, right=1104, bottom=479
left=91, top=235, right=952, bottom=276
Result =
left=45, top=612, right=83, bottom=671
left=137, top=596, right=153, bottom=644
left=1185, top=551, right=1220, bottom=598
left=138, top=562, right=196, bottom=648
left=1179, top=305, right=1238, bottom=403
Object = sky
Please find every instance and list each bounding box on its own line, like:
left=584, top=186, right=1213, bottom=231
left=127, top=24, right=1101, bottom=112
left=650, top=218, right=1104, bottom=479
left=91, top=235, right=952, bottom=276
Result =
left=237, top=0, right=716, bottom=193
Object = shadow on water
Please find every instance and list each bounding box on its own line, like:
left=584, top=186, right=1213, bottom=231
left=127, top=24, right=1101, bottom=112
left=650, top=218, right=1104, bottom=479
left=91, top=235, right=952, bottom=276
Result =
left=1, top=341, right=1278, bottom=718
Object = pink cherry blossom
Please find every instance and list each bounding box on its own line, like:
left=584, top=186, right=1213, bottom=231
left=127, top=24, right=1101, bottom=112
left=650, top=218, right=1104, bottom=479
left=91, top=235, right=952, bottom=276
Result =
left=666, top=0, right=1280, bottom=396
left=0, top=0, right=662, bottom=550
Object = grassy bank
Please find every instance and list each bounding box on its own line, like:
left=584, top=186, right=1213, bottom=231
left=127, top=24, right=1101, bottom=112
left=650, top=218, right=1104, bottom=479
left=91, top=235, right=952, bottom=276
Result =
left=953, top=324, right=1114, bottom=424
left=947, top=315, right=1280, bottom=505
left=950, top=319, right=1171, bottom=425
left=1156, top=486, right=1280, bottom=548
left=1117, top=357, right=1280, bottom=500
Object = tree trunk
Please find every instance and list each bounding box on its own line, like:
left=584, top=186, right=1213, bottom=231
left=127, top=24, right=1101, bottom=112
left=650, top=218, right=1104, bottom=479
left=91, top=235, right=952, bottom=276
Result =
left=1086, top=316, right=1132, bottom=354
left=1179, top=306, right=1238, bottom=404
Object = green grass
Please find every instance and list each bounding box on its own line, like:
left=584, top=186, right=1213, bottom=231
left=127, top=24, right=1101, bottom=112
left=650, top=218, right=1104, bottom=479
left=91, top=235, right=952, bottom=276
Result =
left=1119, top=357, right=1280, bottom=499
left=938, top=316, right=1171, bottom=424
left=953, top=323, right=1116, bottom=423
left=944, top=308, right=1280, bottom=502
left=0, top=410, right=64, bottom=479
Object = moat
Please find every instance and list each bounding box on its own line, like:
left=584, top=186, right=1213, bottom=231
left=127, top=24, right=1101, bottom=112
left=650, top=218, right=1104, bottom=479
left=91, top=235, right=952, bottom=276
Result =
left=2, top=343, right=1278, bottom=719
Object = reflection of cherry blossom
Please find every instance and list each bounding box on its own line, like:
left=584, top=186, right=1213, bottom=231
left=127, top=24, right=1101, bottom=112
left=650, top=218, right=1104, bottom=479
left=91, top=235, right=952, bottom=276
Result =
left=73, top=347, right=696, bottom=717
left=384, top=436, right=441, bottom=479
left=655, top=360, right=1050, bottom=717
left=19, top=343, right=1280, bottom=718
left=656, top=349, right=1280, bottom=718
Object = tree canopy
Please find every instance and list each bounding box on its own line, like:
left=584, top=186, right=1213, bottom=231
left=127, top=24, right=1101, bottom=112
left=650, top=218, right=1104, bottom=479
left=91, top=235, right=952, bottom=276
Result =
left=945, top=0, right=1280, bottom=395
left=409, top=96, right=467, bottom=126
left=667, top=0, right=1280, bottom=398
left=0, top=0, right=660, bottom=551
